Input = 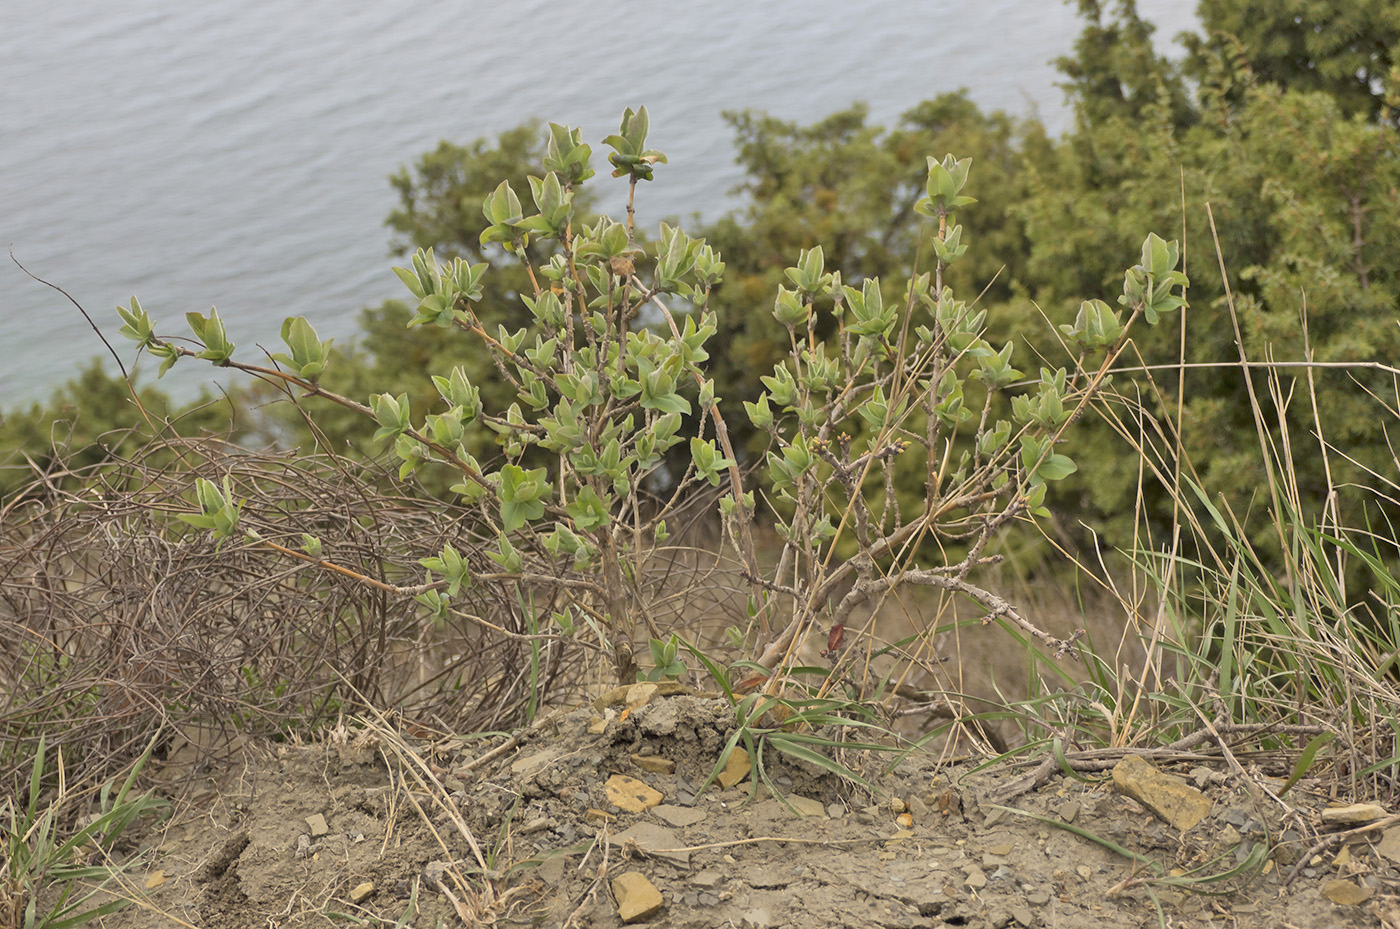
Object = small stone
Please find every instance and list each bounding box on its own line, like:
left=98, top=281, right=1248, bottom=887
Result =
left=896, top=812, right=914, bottom=829
left=631, top=754, right=676, bottom=775
left=625, top=682, right=659, bottom=708
left=1076, top=865, right=1093, bottom=879
left=586, top=808, right=616, bottom=823
left=588, top=716, right=608, bottom=734
left=1190, top=766, right=1220, bottom=788
left=890, top=797, right=907, bottom=813
left=1322, top=879, right=1372, bottom=905
left=614, top=822, right=689, bottom=867
left=606, top=775, right=664, bottom=812
left=1112, top=755, right=1212, bottom=831
left=511, top=749, right=559, bottom=777
left=964, top=865, right=988, bottom=889
left=987, top=843, right=1014, bottom=856
left=691, top=869, right=724, bottom=888
left=718, top=748, right=751, bottom=789
left=1011, top=905, right=1035, bottom=927
left=826, top=803, right=845, bottom=819
left=305, top=813, right=329, bottom=837
left=612, top=871, right=664, bottom=923
left=349, top=881, right=374, bottom=903
left=144, top=870, right=166, bottom=889
left=1026, top=891, right=1051, bottom=906
left=907, top=795, right=929, bottom=817
left=537, top=857, right=565, bottom=885
left=1059, top=800, right=1079, bottom=823
left=788, top=794, right=826, bottom=818
left=1321, top=803, right=1389, bottom=825
left=1377, top=825, right=1400, bottom=863
left=652, top=803, right=705, bottom=827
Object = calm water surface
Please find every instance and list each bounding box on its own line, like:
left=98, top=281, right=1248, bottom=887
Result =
left=0, top=1, right=1198, bottom=406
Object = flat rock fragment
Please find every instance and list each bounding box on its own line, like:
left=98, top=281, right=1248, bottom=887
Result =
left=1320, top=803, right=1388, bottom=825
left=631, top=753, right=676, bottom=774
left=607, top=774, right=664, bottom=812
left=613, top=871, right=664, bottom=922
left=1112, top=754, right=1211, bottom=831
left=652, top=804, right=705, bottom=828
left=1378, top=825, right=1400, bottom=863
left=787, top=794, right=825, bottom=818
left=718, top=747, right=751, bottom=789
left=1322, top=879, right=1372, bottom=905
left=614, top=821, right=688, bottom=867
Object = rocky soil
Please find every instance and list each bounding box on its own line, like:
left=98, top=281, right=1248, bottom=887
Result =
left=94, top=688, right=1399, bottom=928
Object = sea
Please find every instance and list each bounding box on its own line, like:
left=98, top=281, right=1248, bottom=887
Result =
left=0, top=0, right=1198, bottom=407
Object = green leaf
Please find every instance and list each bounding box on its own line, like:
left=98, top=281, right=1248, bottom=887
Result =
left=370, top=392, right=411, bottom=443
left=1036, top=453, right=1077, bottom=482
left=1278, top=732, right=1337, bottom=796
left=499, top=464, right=551, bottom=532
left=565, top=485, right=610, bottom=530
left=272, top=316, right=332, bottom=381
left=185, top=307, right=235, bottom=363
left=115, top=297, right=155, bottom=346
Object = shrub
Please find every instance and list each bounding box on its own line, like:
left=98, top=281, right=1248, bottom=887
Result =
left=116, top=110, right=1186, bottom=696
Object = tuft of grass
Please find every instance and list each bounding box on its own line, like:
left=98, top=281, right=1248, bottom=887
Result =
left=1, top=736, right=164, bottom=929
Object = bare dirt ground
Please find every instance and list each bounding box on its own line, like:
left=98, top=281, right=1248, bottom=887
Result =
left=93, top=692, right=1398, bottom=929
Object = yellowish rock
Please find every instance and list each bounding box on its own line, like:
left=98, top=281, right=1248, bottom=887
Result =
left=631, top=753, right=676, bottom=775
left=350, top=881, right=375, bottom=903
left=612, top=871, right=664, bottom=922
left=1378, top=825, right=1400, bottom=863
left=144, top=870, right=166, bottom=889
left=717, top=747, right=751, bottom=789
left=1111, top=754, right=1212, bottom=831
left=1322, top=879, right=1372, bottom=905
left=1320, top=803, right=1388, bottom=825
left=606, top=774, right=664, bottom=812
left=592, top=681, right=691, bottom=711
left=586, top=808, right=616, bottom=823
left=625, top=682, right=659, bottom=708
left=787, top=794, right=825, bottom=818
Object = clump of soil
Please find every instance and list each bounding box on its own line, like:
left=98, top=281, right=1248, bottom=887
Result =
left=100, top=694, right=1397, bottom=928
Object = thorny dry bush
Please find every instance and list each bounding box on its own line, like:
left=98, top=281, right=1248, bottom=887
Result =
left=0, top=431, right=741, bottom=796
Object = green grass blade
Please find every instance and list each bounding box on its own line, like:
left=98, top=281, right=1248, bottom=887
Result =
left=1278, top=732, right=1336, bottom=796
left=766, top=734, right=877, bottom=793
